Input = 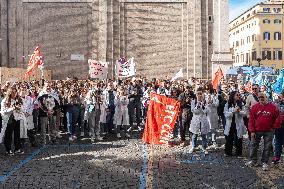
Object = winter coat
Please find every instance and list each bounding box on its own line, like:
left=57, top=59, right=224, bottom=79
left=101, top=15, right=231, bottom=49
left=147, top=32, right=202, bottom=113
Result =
left=205, top=94, right=219, bottom=130
left=189, top=99, right=210, bottom=134
left=224, top=103, right=247, bottom=138
left=113, top=96, right=129, bottom=126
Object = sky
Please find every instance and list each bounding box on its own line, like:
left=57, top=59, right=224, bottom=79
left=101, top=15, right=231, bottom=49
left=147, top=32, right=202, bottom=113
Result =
left=229, top=0, right=264, bottom=21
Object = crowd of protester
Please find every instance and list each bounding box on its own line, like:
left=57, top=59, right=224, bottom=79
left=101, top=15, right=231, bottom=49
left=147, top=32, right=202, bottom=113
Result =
left=0, top=76, right=283, bottom=171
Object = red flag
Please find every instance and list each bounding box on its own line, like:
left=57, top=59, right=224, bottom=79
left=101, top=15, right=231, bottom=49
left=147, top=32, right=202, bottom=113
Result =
left=142, top=92, right=181, bottom=145
left=212, top=66, right=224, bottom=90
left=25, top=46, right=43, bottom=79
left=245, top=80, right=252, bottom=93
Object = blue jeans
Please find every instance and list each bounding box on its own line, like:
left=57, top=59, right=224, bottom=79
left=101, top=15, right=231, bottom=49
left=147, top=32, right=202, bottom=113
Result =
left=191, top=133, right=207, bottom=149
left=66, top=105, right=80, bottom=135
left=250, top=131, right=273, bottom=164
left=274, top=128, right=284, bottom=158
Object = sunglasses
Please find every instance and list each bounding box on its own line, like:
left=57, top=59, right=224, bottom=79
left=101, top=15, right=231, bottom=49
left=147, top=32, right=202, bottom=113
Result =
left=252, top=88, right=258, bottom=90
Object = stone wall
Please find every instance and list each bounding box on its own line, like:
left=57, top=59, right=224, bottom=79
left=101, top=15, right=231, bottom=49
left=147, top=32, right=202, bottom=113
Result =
left=0, top=0, right=228, bottom=80
left=0, top=67, right=52, bottom=84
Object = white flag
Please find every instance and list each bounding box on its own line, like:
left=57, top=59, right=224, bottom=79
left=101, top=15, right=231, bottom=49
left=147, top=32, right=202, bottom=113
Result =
left=171, top=68, right=183, bottom=81
left=88, top=59, right=108, bottom=79
left=116, top=57, right=136, bottom=78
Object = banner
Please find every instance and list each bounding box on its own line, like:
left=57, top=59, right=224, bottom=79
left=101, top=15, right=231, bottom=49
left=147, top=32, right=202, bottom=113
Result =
left=88, top=60, right=108, bottom=79
left=142, top=92, right=181, bottom=145
left=116, top=57, right=135, bottom=78
left=25, top=46, right=43, bottom=79
left=171, top=68, right=183, bottom=81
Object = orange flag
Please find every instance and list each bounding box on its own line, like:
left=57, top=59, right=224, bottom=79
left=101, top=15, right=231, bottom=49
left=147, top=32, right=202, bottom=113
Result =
left=25, top=46, right=43, bottom=79
left=142, top=92, right=180, bottom=145
left=212, top=66, right=224, bottom=90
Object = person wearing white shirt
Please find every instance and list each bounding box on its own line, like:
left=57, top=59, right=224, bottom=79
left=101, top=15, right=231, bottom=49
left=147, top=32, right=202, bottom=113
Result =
left=19, top=85, right=37, bottom=147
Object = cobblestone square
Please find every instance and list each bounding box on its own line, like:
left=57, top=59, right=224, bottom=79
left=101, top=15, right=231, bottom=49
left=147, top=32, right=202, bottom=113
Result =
left=1, top=132, right=284, bottom=189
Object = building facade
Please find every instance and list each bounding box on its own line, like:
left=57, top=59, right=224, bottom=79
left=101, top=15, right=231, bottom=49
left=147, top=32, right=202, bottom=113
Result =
left=229, top=0, right=284, bottom=71
left=0, top=0, right=231, bottom=80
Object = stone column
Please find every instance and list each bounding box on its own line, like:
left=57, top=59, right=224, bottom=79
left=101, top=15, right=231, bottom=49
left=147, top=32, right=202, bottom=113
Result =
left=194, top=0, right=203, bottom=78
left=212, top=0, right=233, bottom=76
left=97, top=0, right=108, bottom=62
left=0, top=0, right=9, bottom=67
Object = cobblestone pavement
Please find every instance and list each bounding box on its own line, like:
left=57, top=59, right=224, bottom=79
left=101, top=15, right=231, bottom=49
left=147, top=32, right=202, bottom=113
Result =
left=0, top=131, right=284, bottom=189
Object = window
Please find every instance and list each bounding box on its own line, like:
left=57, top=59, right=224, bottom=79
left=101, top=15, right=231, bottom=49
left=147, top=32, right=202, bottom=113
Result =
left=247, top=36, right=250, bottom=43
left=262, top=50, right=271, bottom=60
left=274, top=19, right=281, bottom=24
left=252, top=34, right=256, bottom=41
left=273, top=8, right=281, bottom=13
left=241, top=39, right=245, bottom=45
left=274, top=50, right=283, bottom=60
left=253, top=10, right=256, bottom=14
left=247, top=14, right=251, bottom=18
left=263, top=8, right=270, bottom=13
left=236, top=41, right=239, bottom=47
left=246, top=53, right=250, bottom=64
left=274, top=32, right=281, bottom=40
left=267, top=51, right=272, bottom=60
left=263, top=19, right=270, bottom=24
left=208, top=15, right=213, bottom=22
left=241, top=54, right=244, bottom=62
left=209, top=41, right=212, bottom=45
left=236, top=55, right=239, bottom=63
left=263, top=32, right=270, bottom=40
left=252, top=51, right=257, bottom=60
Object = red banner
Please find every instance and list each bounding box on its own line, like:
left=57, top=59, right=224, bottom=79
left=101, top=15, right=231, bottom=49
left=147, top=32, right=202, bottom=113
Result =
left=25, top=46, right=43, bottom=79
left=142, top=92, right=181, bottom=145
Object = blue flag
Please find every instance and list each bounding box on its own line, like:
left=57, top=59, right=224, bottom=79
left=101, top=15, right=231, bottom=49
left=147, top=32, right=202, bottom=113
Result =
left=272, top=69, right=284, bottom=94
left=253, top=71, right=263, bottom=86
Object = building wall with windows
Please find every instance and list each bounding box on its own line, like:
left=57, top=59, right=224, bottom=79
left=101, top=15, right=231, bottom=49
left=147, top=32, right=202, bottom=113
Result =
left=0, top=0, right=231, bottom=79
left=229, top=0, right=284, bottom=70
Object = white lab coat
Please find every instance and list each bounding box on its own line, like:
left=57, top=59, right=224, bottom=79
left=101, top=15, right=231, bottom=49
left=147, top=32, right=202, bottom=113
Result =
left=205, top=94, right=219, bottom=130
left=224, top=103, right=247, bottom=138
left=189, top=99, right=210, bottom=134
left=113, top=95, right=129, bottom=126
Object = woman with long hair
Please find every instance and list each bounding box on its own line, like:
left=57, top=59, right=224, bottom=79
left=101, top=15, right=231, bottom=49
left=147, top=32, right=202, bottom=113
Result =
left=0, top=87, right=23, bottom=155
left=224, top=91, right=246, bottom=157
left=189, top=87, right=210, bottom=154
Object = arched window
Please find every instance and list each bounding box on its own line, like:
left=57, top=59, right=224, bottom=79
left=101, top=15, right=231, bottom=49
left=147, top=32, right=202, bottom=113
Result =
left=263, top=32, right=270, bottom=40
left=274, top=32, right=281, bottom=40
left=247, top=36, right=250, bottom=43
